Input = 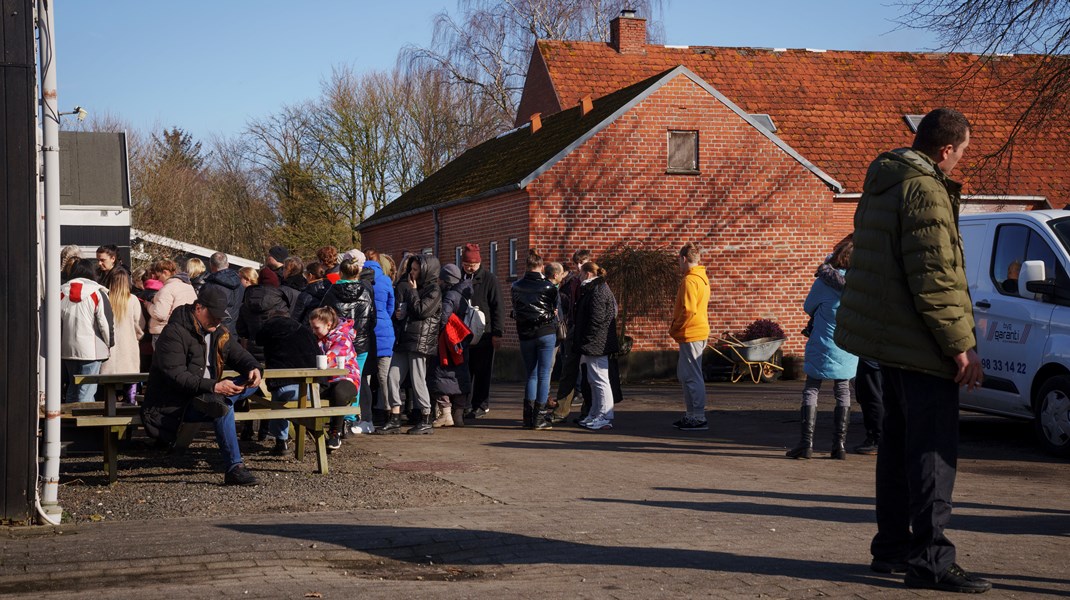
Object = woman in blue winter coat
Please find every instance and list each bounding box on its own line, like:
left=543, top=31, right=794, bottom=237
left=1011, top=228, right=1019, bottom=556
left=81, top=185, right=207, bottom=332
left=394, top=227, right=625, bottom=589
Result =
left=787, top=238, right=858, bottom=460
left=363, top=250, right=396, bottom=424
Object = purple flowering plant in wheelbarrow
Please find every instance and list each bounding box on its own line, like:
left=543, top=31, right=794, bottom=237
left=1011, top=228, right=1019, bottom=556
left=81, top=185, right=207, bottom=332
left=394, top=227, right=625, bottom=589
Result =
left=710, top=319, right=787, bottom=383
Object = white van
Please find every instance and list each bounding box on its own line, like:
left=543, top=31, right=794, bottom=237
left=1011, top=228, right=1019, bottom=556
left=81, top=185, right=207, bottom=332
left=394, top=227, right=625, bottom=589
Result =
left=959, top=210, right=1070, bottom=457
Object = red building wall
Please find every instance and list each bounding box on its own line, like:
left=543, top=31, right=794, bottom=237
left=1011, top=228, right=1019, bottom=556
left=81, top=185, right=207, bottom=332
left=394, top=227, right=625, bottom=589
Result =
left=526, top=76, right=841, bottom=355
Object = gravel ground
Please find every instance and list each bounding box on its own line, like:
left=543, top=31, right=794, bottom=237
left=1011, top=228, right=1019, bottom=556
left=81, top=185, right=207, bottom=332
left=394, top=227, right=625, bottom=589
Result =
left=57, top=427, right=492, bottom=524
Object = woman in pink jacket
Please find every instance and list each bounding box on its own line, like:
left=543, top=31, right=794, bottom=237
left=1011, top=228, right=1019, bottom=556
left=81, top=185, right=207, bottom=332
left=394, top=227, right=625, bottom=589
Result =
left=308, top=307, right=362, bottom=451
left=148, top=258, right=197, bottom=346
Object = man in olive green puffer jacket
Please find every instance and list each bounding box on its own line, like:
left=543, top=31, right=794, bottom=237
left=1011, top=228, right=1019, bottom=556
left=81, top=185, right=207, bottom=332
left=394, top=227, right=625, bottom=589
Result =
left=835, top=108, right=991, bottom=594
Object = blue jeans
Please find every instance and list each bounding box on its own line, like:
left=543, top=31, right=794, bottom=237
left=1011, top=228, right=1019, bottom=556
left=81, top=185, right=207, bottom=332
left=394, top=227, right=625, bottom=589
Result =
left=520, top=333, right=557, bottom=408
left=63, top=359, right=102, bottom=403
left=182, top=377, right=260, bottom=471
left=268, top=384, right=301, bottom=440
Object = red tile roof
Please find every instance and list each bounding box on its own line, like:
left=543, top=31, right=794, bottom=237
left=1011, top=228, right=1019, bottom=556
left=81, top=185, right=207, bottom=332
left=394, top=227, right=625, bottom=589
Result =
left=527, top=40, right=1070, bottom=201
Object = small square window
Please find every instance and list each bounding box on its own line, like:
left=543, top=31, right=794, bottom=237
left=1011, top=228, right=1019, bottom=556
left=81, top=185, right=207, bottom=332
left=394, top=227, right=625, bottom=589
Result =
left=667, top=130, right=699, bottom=173
left=489, top=241, right=498, bottom=275
left=509, top=239, right=518, bottom=278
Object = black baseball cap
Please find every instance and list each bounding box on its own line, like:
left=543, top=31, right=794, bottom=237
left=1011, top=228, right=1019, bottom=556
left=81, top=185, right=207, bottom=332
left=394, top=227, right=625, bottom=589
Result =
left=198, top=287, right=230, bottom=320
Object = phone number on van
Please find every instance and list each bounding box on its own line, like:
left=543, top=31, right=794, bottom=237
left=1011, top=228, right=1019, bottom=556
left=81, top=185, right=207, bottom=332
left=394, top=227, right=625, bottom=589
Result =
left=981, top=359, right=1027, bottom=375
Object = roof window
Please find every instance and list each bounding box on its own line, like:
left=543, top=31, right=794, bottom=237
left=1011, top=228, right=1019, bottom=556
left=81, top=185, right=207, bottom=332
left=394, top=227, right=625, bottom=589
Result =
left=904, top=114, right=925, bottom=132
left=750, top=114, right=777, bottom=133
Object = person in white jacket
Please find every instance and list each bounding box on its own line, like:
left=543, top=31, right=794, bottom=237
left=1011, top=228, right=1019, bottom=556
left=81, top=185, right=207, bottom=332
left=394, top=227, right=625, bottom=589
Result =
left=61, top=259, right=114, bottom=403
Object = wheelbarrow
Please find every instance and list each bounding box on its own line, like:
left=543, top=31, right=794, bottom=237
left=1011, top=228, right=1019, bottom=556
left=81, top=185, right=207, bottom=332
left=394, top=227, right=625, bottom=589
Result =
left=708, top=334, right=786, bottom=384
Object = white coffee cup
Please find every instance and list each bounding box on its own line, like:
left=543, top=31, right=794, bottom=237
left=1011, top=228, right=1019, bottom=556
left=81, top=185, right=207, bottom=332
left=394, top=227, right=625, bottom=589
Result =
left=316, top=355, right=329, bottom=369
left=336, top=355, right=346, bottom=369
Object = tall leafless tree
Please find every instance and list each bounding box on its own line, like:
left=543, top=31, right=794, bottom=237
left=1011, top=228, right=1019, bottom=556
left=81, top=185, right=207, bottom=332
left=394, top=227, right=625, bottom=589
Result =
left=403, top=0, right=666, bottom=134
left=897, top=1, right=1070, bottom=165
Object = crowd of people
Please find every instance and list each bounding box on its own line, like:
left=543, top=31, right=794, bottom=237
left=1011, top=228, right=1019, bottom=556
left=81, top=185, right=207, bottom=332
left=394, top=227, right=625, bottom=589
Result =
left=56, top=239, right=647, bottom=484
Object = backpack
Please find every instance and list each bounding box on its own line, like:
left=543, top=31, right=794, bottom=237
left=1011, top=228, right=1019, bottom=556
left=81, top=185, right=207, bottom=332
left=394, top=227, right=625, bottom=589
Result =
left=463, top=298, right=486, bottom=345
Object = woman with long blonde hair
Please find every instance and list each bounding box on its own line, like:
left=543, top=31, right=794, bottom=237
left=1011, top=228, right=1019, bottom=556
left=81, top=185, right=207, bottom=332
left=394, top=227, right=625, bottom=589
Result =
left=101, top=268, right=146, bottom=402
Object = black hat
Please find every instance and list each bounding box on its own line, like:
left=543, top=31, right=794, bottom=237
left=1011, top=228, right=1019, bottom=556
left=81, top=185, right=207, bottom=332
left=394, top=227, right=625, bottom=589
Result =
left=268, top=245, right=289, bottom=263
left=198, top=286, right=230, bottom=320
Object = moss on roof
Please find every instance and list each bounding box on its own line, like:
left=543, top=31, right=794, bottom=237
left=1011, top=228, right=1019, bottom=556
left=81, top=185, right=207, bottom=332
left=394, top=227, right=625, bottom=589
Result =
left=361, top=68, right=676, bottom=228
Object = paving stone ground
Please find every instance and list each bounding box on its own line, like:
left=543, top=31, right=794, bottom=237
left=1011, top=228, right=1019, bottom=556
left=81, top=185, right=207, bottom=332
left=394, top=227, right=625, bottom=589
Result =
left=2, top=381, right=1068, bottom=599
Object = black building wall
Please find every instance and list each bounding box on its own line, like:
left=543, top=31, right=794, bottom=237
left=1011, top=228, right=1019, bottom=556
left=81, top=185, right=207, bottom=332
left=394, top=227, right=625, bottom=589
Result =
left=1, top=0, right=39, bottom=523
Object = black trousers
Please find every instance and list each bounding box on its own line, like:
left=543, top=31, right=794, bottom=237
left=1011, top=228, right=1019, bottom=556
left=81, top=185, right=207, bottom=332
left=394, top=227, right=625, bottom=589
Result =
left=871, top=366, right=958, bottom=579
left=855, top=359, right=884, bottom=439
left=468, top=342, right=495, bottom=412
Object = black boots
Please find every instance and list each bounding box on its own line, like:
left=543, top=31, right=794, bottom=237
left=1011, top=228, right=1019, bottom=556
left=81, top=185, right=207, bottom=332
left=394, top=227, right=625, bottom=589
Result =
left=451, top=407, right=466, bottom=427
left=534, top=407, right=553, bottom=430
left=407, top=411, right=434, bottom=435
left=522, top=399, right=534, bottom=428
left=854, top=433, right=879, bottom=455
left=832, top=405, right=850, bottom=459
left=786, top=405, right=817, bottom=459
left=378, top=413, right=403, bottom=434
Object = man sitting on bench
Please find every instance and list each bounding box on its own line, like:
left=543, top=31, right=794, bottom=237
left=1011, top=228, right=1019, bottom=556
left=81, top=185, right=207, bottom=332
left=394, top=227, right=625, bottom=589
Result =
left=141, top=287, right=263, bottom=486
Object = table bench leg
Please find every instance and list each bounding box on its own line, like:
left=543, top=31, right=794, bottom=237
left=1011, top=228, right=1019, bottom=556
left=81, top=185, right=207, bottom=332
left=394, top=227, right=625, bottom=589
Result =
left=295, top=422, right=306, bottom=461
left=313, top=418, right=329, bottom=475
left=104, top=426, right=120, bottom=484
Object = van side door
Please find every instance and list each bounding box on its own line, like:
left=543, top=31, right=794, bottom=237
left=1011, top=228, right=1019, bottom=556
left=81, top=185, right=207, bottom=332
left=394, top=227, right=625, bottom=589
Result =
left=969, top=222, right=1056, bottom=417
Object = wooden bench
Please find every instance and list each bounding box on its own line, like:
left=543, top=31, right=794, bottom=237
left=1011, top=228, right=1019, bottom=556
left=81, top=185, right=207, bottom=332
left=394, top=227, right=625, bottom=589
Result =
left=67, top=368, right=352, bottom=483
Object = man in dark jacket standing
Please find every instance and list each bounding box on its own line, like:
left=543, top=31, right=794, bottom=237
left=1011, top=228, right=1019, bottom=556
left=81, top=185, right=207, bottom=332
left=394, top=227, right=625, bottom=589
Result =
left=835, top=108, right=989, bottom=594
left=141, top=287, right=263, bottom=486
left=460, top=243, right=504, bottom=420
left=200, top=252, right=244, bottom=334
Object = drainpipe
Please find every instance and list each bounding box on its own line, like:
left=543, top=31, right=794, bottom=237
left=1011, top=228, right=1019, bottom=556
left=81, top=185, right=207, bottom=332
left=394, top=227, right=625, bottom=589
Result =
left=433, top=207, right=440, bottom=257
left=37, top=0, right=63, bottom=523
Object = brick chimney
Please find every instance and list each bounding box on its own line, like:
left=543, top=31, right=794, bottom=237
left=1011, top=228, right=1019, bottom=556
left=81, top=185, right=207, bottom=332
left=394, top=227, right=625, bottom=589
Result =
left=609, top=10, right=646, bottom=54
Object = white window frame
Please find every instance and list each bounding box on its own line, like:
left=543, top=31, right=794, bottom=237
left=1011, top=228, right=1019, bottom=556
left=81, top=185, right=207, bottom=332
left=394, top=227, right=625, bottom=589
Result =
left=509, top=238, right=518, bottom=278
left=489, top=241, right=498, bottom=275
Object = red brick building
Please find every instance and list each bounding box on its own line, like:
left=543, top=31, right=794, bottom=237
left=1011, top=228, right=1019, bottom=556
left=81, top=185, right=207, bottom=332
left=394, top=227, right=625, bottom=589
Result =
left=359, top=13, right=1069, bottom=376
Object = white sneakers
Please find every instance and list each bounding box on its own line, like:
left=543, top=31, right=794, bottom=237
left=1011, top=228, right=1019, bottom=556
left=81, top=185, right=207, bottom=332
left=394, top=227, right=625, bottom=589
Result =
left=347, top=420, right=376, bottom=435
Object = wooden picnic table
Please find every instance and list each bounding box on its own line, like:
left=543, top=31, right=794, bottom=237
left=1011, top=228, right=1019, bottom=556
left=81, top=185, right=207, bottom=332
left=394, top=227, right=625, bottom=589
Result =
left=67, top=368, right=351, bottom=482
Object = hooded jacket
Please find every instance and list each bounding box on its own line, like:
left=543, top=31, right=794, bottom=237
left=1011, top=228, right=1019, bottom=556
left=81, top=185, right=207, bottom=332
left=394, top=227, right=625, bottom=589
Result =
left=365, top=260, right=396, bottom=358
left=394, top=255, right=442, bottom=356
left=293, top=278, right=331, bottom=324
left=141, top=304, right=260, bottom=442
left=200, top=268, right=244, bottom=334
left=60, top=277, right=114, bottom=360
left=236, top=284, right=290, bottom=363
left=429, top=271, right=473, bottom=397
left=669, top=265, right=711, bottom=343
left=835, top=148, right=975, bottom=379
left=803, top=264, right=858, bottom=380
left=320, top=279, right=376, bottom=355
left=148, top=274, right=197, bottom=335
left=573, top=277, right=620, bottom=357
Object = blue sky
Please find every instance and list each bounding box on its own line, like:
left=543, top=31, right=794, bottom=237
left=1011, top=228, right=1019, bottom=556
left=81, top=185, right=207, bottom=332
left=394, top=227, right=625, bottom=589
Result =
left=55, top=1, right=942, bottom=142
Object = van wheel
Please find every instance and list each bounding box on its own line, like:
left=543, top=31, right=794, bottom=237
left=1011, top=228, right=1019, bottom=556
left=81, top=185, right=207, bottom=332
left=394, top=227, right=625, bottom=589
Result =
left=1034, top=376, right=1070, bottom=458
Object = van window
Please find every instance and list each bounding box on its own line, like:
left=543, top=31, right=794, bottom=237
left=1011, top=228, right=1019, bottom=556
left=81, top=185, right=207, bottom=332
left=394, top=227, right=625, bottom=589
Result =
left=991, top=224, right=1059, bottom=296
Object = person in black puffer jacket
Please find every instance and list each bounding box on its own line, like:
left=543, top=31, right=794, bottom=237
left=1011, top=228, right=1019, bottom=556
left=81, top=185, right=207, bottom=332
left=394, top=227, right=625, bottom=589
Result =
left=429, top=263, right=473, bottom=428
left=236, top=267, right=289, bottom=364
left=320, top=257, right=376, bottom=358
left=255, top=309, right=320, bottom=456
left=293, top=262, right=331, bottom=324
left=511, top=249, right=559, bottom=430
left=141, top=293, right=262, bottom=486
left=572, top=261, right=619, bottom=431
left=381, top=254, right=441, bottom=435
